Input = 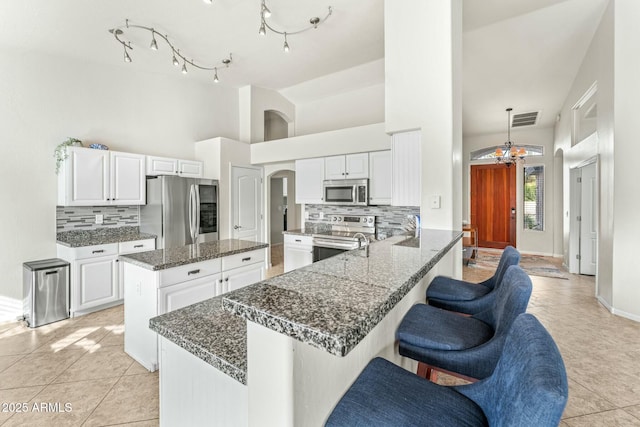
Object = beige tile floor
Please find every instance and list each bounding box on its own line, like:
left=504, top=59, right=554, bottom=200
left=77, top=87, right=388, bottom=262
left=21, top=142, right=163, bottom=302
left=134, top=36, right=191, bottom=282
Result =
left=0, top=254, right=639, bottom=425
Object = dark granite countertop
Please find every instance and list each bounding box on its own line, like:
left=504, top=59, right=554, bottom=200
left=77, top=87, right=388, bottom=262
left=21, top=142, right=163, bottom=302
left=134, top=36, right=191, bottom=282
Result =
left=120, top=239, right=269, bottom=271
left=56, top=226, right=156, bottom=248
left=222, top=229, right=462, bottom=357
left=149, top=296, right=247, bottom=384
left=148, top=229, right=461, bottom=382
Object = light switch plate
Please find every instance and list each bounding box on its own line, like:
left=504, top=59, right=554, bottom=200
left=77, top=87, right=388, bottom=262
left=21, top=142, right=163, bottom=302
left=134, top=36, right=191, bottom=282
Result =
left=430, top=195, right=441, bottom=209
left=95, top=214, right=104, bottom=224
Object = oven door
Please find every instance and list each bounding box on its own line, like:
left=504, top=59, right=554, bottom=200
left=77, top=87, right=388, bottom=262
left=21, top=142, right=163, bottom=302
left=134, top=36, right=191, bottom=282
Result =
left=313, top=246, right=347, bottom=262
left=312, top=238, right=359, bottom=262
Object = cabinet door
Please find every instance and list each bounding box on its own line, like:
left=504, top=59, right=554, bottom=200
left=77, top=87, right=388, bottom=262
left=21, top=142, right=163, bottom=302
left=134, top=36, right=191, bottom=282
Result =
left=146, top=156, right=178, bottom=176
left=178, top=160, right=204, bottom=178
left=392, top=131, right=421, bottom=206
left=158, top=274, right=220, bottom=314
left=295, top=158, right=325, bottom=204
left=324, top=156, right=346, bottom=180
left=284, top=244, right=314, bottom=273
left=345, top=153, right=369, bottom=179
left=110, top=151, right=146, bottom=205
left=223, top=263, right=264, bottom=293
left=75, top=256, right=118, bottom=312
left=369, top=151, right=392, bottom=205
left=67, top=147, right=109, bottom=206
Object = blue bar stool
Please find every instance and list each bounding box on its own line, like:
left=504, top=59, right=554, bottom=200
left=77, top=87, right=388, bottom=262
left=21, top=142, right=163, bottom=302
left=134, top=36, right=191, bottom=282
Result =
left=427, top=246, right=520, bottom=315
left=326, top=314, right=568, bottom=427
left=397, top=265, right=531, bottom=381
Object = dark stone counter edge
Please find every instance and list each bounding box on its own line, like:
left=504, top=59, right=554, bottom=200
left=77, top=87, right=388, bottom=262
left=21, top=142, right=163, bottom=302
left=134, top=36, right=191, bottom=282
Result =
left=149, top=320, right=247, bottom=385
left=56, top=232, right=157, bottom=248
left=222, top=232, right=463, bottom=357
left=120, top=243, right=269, bottom=271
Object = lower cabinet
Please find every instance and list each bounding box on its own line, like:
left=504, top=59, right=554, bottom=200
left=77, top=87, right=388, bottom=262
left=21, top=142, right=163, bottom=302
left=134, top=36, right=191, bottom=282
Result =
left=57, top=238, right=156, bottom=317
left=284, top=235, right=314, bottom=273
left=159, top=273, right=221, bottom=314
left=76, top=255, right=119, bottom=310
left=224, top=262, right=264, bottom=293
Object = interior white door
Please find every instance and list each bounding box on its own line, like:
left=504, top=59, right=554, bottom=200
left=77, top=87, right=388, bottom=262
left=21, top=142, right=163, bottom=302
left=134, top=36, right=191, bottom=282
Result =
left=232, top=166, right=263, bottom=242
left=579, top=162, right=597, bottom=275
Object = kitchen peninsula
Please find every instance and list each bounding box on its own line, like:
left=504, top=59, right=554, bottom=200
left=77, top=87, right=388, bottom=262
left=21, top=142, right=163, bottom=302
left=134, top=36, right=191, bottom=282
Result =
left=148, top=229, right=462, bottom=426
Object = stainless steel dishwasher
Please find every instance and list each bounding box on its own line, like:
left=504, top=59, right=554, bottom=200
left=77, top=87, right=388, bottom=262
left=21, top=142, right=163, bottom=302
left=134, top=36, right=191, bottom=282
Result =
left=23, top=258, right=70, bottom=328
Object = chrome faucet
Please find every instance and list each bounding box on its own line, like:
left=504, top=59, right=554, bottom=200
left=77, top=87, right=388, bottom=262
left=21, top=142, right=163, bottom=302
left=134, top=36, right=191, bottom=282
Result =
left=353, top=232, right=370, bottom=249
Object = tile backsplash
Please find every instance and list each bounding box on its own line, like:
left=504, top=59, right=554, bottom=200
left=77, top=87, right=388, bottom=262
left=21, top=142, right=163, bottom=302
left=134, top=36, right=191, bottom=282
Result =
left=304, top=204, right=420, bottom=237
left=56, top=205, right=139, bottom=231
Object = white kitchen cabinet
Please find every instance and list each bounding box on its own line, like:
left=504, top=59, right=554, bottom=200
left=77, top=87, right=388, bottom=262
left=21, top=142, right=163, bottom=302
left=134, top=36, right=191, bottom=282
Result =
left=76, top=255, right=119, bottom=311
left=295, top=158, right=325, bottom=204
left=58, top=238, right=155, bottom=317
left=58, top=147, right=145, bottom=206
left=392, top=131, right=421, bottom=206
left=159, top=273, right=221, bottom=314
left=325, top=153, right=369, bottom=180
left=146, top=155, right=203, bottom=178
left=284, top=234, right=313, bottom=273
left=224, top=263, right=264, bottom=293
left=369, top=150, right=392, bottom=205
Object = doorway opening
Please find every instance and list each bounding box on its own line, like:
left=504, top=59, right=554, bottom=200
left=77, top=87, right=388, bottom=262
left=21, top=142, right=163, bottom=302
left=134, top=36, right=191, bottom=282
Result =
left=267, top=170, right=300, bottom=277
left=569, top=158, right=598, bottom=277
left=470, top=164, right=517, bottom=249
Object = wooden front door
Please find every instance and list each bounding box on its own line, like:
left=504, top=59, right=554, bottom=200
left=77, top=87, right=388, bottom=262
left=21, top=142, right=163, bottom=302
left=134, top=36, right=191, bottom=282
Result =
left=471, top=164, right=516, bottom=249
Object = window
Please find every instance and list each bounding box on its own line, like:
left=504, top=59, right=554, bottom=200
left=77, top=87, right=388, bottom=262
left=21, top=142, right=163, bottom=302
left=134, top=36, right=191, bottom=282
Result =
left=470, top=145, right=544, bottom=161
left=524, top=165, right=544, bottom=231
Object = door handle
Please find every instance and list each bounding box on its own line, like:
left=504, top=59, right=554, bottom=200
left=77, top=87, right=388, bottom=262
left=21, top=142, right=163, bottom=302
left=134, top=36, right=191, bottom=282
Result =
left=511, top=208, right=516, bottom=219
left=234, top=225, right=242, bottom=230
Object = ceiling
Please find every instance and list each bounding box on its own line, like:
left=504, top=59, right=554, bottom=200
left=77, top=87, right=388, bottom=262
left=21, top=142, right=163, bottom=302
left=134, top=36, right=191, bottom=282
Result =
left=0, top=0, right=609, bottom=136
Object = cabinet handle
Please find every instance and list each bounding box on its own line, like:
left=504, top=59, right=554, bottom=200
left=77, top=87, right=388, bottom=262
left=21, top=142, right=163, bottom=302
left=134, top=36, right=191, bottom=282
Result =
left=45, top=270, right=59, bottom=275
left=134, top=244, right=144, bottom=248
left=295, top=239, right=301, bottom=242
left=225, top=277, right=229, bottom=282
left=345, top=172, right=349, bottom=175
left=242, top=257, right=251, bottom=262
left=92, top=250, right=105, bottom=254
left=187, top=269, right=201, bottom=276
left=115, top=259, right=119, bottom=263
left=106, top=198, right=111, bottom=201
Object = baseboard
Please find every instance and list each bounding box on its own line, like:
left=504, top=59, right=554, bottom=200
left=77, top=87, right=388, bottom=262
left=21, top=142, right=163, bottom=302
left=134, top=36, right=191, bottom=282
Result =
left=612, top=307, right=640, bottom=323
left=518, top=250, right=556, bottom=257
left=596, top=295, right=612, bottom=312
left=0, top=296, right=23, bottom=323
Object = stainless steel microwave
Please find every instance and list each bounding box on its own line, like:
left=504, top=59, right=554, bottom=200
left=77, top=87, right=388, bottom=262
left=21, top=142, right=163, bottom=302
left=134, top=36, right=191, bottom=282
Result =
left=323, top=179, right=368, bottom=206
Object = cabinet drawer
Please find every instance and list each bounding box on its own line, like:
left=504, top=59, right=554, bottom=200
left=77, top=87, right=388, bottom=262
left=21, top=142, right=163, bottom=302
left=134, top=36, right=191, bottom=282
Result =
left=159, top=259, right=222, bottom=288
left=119, top=239, right=156, bottom=254
left=222, top=249, right=265, bottom=271
left=73, top=243, right=118, bottom=259
left=284, top=234, right=313, bottom=246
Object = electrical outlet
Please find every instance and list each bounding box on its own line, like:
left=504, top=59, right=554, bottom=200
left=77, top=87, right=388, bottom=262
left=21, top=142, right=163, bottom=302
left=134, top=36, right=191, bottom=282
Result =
left=318, top=212, right=324, bottom=219
left=95, top=214, right=104, bottom=224
left=430, top=195, right=441, bottom=209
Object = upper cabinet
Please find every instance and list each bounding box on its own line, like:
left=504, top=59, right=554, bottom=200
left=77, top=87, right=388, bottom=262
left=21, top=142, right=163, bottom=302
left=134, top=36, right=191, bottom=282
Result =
left=325, top=153, right=369, bottom=180
left=295, top=158, right=325, bottom=204
left=58, top=147, right=145, bottom=206
left=368, top=150, right=392, bottom=205
left=147, top=155, right=203, bottom=178
left=391, top=131, right=421, bottom=207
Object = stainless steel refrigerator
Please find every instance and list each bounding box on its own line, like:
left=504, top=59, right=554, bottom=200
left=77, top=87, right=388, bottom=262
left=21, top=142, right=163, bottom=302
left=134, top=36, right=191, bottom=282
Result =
left=140, top=176, right=219, bottom=249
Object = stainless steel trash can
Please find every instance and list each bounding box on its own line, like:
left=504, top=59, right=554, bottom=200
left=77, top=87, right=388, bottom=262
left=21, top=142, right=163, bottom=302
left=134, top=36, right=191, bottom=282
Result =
left=23, top=258, right=70, bottom=328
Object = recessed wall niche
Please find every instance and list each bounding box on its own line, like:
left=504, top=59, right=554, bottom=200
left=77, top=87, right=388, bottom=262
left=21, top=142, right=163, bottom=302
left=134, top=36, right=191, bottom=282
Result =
left=572, top=82, right=598, bottom=146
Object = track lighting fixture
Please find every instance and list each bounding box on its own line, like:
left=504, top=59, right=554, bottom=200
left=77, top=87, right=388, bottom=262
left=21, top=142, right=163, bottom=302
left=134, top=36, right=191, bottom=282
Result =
left=258, top=1, right=333, bottom=52
left=109, top=19, right=232, bottom=82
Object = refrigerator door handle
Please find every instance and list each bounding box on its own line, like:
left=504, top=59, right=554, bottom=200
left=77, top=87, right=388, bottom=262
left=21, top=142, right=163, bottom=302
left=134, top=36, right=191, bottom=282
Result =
left=194, top=185, right=201, bottom=242
left=188, top=184, right=196, bottom=243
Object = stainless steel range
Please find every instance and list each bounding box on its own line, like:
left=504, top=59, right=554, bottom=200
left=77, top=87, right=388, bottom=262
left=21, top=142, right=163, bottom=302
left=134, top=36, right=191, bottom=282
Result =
left=312, top=215, right=376, bottom=262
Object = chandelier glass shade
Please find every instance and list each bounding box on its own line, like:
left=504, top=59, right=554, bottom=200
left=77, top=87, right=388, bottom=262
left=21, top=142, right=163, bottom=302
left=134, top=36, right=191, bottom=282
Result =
left=495, top=108, right=526, bottom=167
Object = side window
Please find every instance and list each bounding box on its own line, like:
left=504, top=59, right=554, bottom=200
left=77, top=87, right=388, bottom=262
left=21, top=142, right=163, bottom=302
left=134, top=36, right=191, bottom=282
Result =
left=524, top=165, right=544, bottom=231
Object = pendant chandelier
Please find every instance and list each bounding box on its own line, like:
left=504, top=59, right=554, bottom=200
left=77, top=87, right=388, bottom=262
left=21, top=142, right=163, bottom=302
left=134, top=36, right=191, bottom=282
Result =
left=495, top=108, right=526, bottom=167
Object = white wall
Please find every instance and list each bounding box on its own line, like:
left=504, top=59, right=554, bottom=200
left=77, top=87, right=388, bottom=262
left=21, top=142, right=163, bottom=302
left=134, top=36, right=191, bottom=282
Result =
left=250, top=123, right=390, bottom=165
left=553, top=0, right=614, bottom=309
left=0, top=47, right=239, bottom=320
left=385, top=0, right=463, bottom=235
left=293, top=84, right=384, bottom=136
left=464, top=127, right=556, bottom=255
left=239, top=86, right=295, bottom=143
